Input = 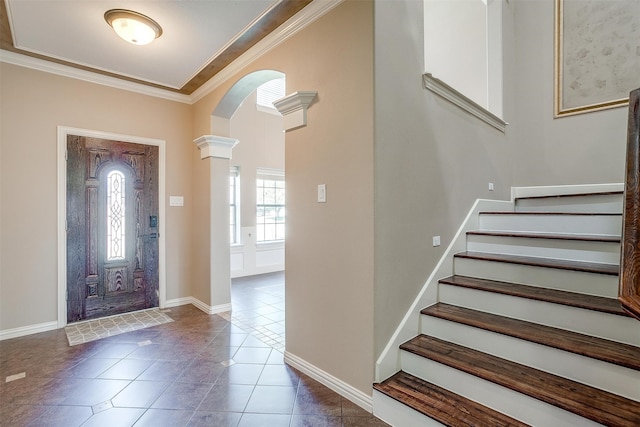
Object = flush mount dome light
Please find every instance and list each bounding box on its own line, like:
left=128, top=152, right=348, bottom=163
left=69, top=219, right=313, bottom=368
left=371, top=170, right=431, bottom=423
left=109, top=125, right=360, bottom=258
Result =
left=104, top=9, right=162, bottom=45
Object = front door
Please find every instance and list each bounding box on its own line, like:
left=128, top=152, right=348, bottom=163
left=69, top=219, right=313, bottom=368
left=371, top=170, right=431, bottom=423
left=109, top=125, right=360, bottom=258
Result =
left=66, top=135, right=159, bottom=322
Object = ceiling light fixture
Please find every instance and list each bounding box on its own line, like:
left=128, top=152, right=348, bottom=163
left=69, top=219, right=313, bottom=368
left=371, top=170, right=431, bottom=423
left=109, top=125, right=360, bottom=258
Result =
left=104, top=9, right=162, bottom=46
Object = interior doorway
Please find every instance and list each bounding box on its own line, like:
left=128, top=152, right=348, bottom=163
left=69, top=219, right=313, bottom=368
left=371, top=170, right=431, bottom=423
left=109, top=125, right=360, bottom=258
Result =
left=64, top=132, right=162, bottom=323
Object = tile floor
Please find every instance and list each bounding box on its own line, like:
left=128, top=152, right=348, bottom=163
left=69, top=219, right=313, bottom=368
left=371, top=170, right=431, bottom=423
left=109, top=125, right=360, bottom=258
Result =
left=0, top=272, right=389, bottom=427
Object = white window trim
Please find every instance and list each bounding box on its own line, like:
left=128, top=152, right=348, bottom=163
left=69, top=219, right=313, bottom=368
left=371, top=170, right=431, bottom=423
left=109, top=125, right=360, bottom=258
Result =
left=230, top=166, right=241, bottom=245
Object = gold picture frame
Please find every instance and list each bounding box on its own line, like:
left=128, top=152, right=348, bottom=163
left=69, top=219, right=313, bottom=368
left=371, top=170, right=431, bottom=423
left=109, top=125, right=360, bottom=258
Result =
left=554, top=0, right=640, bottom=117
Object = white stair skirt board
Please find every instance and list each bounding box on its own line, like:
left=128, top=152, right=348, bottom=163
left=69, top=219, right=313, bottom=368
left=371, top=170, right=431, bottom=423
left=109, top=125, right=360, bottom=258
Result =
left=437, top=283, right=640, bottom=346
left=419, top=317, right=640, bottom=401
left=466, top=234, right=621, bottom=264
left=374, top=199, right=515, bottom=382
left=453, top=257, right=618, bottom=298
left=514, top=194, right=623, bottom=213
left=478, top=213, right=622, bottom=235
left=400, top=352, right=603, bottom=427
left=284, top=351, right=373, bottom=413
left=373, top=390, right=446, bottom=427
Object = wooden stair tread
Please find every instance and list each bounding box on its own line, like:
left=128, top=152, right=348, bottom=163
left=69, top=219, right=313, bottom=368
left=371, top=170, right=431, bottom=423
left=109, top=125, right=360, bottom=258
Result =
left=439, top=275, right=629, bottom=316
left=515, top=191, right=623, bottom=201
left=421, top=303, right=640, bottom=370
left=374, top=371, right=529, bottom=427
left=454, top=251, right=619, bottom=275
left=401, top=335, right=640, bottom=427
left=467, top=230, right=621, bottom=243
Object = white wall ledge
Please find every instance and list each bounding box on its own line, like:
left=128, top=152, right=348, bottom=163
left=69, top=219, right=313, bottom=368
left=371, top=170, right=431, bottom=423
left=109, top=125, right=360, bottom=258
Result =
left=274, top=91, right=317, bottom=131
left=423, top=73, right=508, bottom=133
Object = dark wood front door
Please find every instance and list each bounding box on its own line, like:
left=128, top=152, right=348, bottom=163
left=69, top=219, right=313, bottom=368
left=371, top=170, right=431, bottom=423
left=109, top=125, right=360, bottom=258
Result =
left=67, top=135, right=159, bottom=322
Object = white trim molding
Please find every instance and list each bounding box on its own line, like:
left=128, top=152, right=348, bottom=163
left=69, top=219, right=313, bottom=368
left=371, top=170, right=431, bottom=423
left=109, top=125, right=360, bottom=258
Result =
left=194, top=135, right=239, bottom=160
left=0, top=50, right=191, bottom=104
left=190, top=0, right=343, bottom=102
left=57, top=126, right=167, bottom=328
left=285, top=351, right=373, bottom=413
left=0, top=321, right=59, bottom=341
left=511, top=183, right=624, bottom=201
left=423, top=73, right=508, bottom=133
left=274, top=91, right=317, bottom=131
left=165, top=297, right=231, bottom=315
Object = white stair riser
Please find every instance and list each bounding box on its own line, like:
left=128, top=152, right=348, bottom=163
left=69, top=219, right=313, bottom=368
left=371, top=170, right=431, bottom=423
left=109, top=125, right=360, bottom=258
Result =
left=401, top=351, right=602, bottom=427
left=373, top=390, right=446, bottom=427
left=454, top=257, right=618, bottom=298
left=479, top=214, right=622, bottom=235
left=466, top=235, right=620, bottom=264
left=438, top=284, right=639, bottom=346
left=515, top=195, right=622, bottom=213
left=420, top=317, right=640, bottom=401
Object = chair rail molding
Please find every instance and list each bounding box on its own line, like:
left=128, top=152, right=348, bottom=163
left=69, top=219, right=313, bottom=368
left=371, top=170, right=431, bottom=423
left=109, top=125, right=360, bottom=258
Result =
left=274, top=91, right=317, bottom=131
left=194, top=135, right=239, bottom=160
left=423, top=73, right=507, bottom=133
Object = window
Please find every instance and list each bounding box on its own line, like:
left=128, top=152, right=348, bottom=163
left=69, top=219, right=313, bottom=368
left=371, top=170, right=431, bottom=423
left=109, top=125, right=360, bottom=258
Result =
left=256, top=169, right=285, bottom=242
left=256, top=77, right=286, bottom=112
left=106, top=170, right=126, bottom=260
left=230, top=166, right=240, bottom=244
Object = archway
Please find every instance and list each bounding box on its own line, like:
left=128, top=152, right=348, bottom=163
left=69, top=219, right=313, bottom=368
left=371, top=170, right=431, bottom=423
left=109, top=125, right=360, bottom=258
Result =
left=193, top=69, right=286, bottom=315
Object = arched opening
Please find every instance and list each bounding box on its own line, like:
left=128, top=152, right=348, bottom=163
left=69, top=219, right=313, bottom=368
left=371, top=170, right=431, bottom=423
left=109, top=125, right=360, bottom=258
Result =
left=212, top=69, right=287, bottom=351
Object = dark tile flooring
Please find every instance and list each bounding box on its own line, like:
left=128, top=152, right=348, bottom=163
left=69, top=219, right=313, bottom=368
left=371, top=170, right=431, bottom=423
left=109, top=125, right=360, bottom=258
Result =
left=0, top=272, right=389, bottom=426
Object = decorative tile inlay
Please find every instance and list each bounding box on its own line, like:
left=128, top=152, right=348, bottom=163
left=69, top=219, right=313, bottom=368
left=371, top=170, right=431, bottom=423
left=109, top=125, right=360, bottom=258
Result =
left=5, top=372, right=26, bottom=383
left=65, top=308, right=173, bottom=346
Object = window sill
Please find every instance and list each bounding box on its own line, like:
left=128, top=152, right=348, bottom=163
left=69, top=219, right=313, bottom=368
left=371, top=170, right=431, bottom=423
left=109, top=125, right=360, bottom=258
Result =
left=422, top=73, right=507, bottom=133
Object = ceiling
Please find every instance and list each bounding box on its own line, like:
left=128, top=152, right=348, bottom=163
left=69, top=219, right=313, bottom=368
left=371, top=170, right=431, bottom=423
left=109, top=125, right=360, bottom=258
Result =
left=1, top=0, right=313, bottom=95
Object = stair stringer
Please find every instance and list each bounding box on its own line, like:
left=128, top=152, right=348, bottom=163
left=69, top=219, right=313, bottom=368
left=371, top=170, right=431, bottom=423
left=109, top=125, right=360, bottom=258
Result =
left=374, top=198, right=513, bottom=383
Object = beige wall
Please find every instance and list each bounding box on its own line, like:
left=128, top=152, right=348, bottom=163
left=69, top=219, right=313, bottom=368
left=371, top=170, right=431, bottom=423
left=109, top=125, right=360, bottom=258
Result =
left=512, top=0, right=628, bottom=186
left=192, top=0, right=375, bottom=394
left=373, top=0, right=516, bottom=358
left=0, top=63, right=194, bottom=330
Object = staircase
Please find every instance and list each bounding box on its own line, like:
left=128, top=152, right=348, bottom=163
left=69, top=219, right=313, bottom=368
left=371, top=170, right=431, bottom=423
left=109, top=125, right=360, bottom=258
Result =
left=373, top=191, right=640, bottom=426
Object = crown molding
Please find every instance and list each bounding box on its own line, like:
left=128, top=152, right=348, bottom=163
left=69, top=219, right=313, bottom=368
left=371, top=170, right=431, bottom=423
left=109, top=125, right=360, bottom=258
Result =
left=0, top=49, right=191, bottom=104
left=189, top=0, right=343, bottom=103
left=0, top=0, right=343, bottom=105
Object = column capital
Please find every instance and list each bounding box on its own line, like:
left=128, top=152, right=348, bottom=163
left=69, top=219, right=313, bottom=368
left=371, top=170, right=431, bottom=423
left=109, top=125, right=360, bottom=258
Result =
left=273, top=91, right=317, bottom=131
left=193, top=135, right=239, bottom=160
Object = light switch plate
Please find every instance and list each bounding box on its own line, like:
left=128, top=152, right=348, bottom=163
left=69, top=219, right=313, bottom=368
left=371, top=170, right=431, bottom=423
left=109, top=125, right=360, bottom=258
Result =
left=170, top=196, right=184, bottom=206
left=318, top=184, right=326, bottom=203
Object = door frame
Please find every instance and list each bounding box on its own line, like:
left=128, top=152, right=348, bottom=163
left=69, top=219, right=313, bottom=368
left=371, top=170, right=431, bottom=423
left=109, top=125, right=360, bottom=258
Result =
left=57, top=126, right=166, bottom=328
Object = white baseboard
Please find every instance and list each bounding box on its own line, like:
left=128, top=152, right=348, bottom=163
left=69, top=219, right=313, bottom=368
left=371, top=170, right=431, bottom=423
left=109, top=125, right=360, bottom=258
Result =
left=0, top=321, right=59, bottom=341
left=165, top=296, right=231, bottom=315
left=284, top=351, right=373, bottom=413
left=511, top=183, right=623, bottom=200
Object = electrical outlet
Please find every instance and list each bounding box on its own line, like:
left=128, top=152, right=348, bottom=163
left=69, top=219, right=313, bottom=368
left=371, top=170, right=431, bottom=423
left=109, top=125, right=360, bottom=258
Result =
left=488, top=183, right=495, bottom=191
left=432, top=236, right=441, bottom=247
